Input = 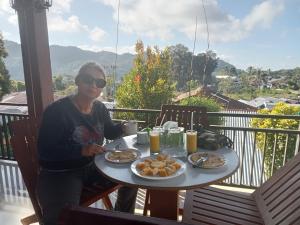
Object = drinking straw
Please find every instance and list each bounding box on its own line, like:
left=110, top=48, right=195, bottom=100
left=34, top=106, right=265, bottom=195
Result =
left=191, top=111, right=194, bottom=130
left=159, top=113, right=166, bottom=127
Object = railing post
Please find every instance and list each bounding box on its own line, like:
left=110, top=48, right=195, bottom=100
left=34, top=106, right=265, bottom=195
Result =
left=295, top=113, right=300, bottom=155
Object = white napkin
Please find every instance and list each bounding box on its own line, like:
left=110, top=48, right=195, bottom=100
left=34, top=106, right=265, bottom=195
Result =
left=162, top=121, right=178, bottom=130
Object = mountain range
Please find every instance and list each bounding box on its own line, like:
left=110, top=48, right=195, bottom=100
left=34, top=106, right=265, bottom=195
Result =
left=3, top=40, right=235, bottom=81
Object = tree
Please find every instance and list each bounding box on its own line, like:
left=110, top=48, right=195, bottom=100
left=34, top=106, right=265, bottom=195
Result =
left=180, top=96, right=223, bottom=125
left=10, top=80, right=26, bottom=92
left=199, top=50, right=218, bottom=87
left=53, top=75, right=66, bottom=91
left=116, top=41, right=175, bottom=124
left=0, top=33, right=11, bottom=99
left=168, top=44, right=192, bottom=91
left=169, top=45, right=218, bottom=90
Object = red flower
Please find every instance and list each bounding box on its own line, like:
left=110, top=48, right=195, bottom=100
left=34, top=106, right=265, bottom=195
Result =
left=134, top=73, right=141, bottom=83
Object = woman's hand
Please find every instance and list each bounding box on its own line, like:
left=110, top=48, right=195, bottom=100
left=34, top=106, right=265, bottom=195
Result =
left=81, top=144, right=105, bottom=157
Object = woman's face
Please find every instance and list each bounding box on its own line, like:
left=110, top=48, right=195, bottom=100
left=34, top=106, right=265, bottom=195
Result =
left=77, top=67, right=106, bottom=100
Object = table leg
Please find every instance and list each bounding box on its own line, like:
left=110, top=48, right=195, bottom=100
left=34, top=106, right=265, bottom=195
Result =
left=148, top=189, right=178, bottom=220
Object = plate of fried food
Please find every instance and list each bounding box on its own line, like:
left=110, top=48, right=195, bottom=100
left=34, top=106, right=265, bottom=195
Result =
left=105, top=148, right=141, bottom=163
left=131, top=154, right=186, bottom=180
left=188, top=152, right=226, bottom=168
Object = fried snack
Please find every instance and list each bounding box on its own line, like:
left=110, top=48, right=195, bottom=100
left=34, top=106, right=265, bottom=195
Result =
left=141, top=167, right=153, bottom=176
left=150, top=161, right=166, bottom=168
left=173, top=162, right=181, bottom=170
left=136, top=154, right=182, bottom=177
left=158, top=168, right=168, bottom=177
left=165, top=166, right=176, bottom=176
left=152, top=168, right=159, bottom=176
left=156, top=154, right=168, bottom=161
left=144, top=158, right=153, bottom=163
left=136, top=162, right=146, bottom=170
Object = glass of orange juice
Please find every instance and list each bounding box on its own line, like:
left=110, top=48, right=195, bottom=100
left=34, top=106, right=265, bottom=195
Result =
left=186, top=130, right=197, bottom=154
left=150, top=130, right=160, bottom=154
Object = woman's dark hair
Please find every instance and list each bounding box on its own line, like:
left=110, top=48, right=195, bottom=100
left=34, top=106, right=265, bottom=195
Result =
left=75, top=62, right=106, bottom=84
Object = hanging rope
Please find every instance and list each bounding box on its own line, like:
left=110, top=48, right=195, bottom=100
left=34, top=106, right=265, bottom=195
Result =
left=202, top=0, right=210, bottom=51
left=189, top=16, right=198, bottom=98
left=201, top=0, right=211, bottom=87
left=113, top=0, right=121, bottom=99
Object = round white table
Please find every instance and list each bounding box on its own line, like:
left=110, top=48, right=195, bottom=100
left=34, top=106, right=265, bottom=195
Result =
left=94, top=135, right=240, bottom=220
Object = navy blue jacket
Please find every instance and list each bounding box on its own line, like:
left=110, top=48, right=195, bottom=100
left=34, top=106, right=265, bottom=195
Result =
left=37, top=97, right=122, bottom=170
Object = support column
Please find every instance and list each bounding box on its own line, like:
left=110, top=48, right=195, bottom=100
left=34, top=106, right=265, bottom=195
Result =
left=11, top=0, right=53, bottom=119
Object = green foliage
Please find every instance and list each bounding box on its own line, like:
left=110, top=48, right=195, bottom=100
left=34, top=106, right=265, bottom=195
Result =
left=52, top=74, right=76, bottom=97
left=0, top=33, right=11, bottom=99
left=168, top=45, right=218, bottom=91
left=180, top=96, right=223, bottom=125
left=10, top=80, right=26, bottom=92
left=186, top=80, right=199, bottom=90
left=55, top=85, right=77, bottom=97
left=251, top=102, right=300, bottom=177
left=115, top=41, right=175, bottom=125
left=53, top=75, right=66, bottom=91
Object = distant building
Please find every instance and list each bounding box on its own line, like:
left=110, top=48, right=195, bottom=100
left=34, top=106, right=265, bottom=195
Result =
left=240, top=97, right=300, bottom=110
left=173, top=87, right=257, bottom=111
left=0, top=91, right=115, bottom=114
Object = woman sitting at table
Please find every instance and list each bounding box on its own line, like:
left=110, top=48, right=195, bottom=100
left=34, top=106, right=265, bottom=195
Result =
left=36, top=62, right=137, bottom=225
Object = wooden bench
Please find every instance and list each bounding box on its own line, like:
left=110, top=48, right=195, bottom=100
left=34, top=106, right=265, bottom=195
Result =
left=183, top=152, right=300, bottom=225
left=59, top=205, right=189, bottom=225
left=10, top=118, right=121, bottom=225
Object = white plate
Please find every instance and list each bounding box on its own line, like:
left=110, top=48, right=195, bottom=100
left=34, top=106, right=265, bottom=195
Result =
left=188, top=152, right=226, bottom=168
left=105, top=149, right=141, bottom=164
left=131, top=156, right=186, bottom=180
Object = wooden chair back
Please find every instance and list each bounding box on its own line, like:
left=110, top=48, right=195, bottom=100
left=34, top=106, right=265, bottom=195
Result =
left=182, top=153, right=300, bottom=225
left=155, top=104, right=209, bottom=131
left=253, top=152, right=300, bottom=225
left=10, top=118, right=42, bottom=222
left=10, top=118, right=120, bottom=225
left=59, top=206, right=189, bottom=225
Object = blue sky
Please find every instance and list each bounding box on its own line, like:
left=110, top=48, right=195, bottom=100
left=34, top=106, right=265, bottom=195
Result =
left=0, top=0, right=299, bottom=70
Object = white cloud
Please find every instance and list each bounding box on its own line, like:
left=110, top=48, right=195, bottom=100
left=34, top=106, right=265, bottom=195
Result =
left=47, top=0, right=108, bottom=43
left=1, top=30, right=12, bottom=39
left=51, top=0, right=73, bottom=14
left=89, top=27, right=107, bottom=42
left=243, top=0, right=284, bottom=31
left=8, top=14, right=18, bottom=25
left=0, top=0, right=17, bottom=25
left=0, top=0, right=12, bottom=13
left=217, top=53, right=233, bottom=62
left=48, top=15, right=88, bottom=32
left=98, top=0, right=285, bottom=43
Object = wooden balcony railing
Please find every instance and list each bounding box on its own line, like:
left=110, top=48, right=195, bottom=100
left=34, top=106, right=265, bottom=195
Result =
left=1, top=106, right=300, bottom=205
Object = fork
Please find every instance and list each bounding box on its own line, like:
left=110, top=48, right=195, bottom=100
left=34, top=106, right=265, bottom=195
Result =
left=193, top=156, right=208, bottom=168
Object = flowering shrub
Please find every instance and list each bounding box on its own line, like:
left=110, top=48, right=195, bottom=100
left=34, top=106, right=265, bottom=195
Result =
left=251, top=102, right=300, bottom=177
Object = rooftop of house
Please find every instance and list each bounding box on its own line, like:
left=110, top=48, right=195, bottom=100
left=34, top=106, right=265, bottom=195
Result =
left=173, top=87, right=257, bottom=111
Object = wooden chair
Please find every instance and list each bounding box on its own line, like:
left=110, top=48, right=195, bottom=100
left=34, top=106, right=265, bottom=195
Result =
left=143, top=104, right=209, bottom=217
left=9, top=118, right=121, bottom=225
left=183, top=152, right=300, bottom=225
left=155, top=104, right=209, bottom=130
left=58, top=205, right=189, bottom=225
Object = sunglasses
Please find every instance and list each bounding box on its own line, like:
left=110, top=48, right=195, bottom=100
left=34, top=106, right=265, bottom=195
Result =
left=80, top=75, right=106, bottom=88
